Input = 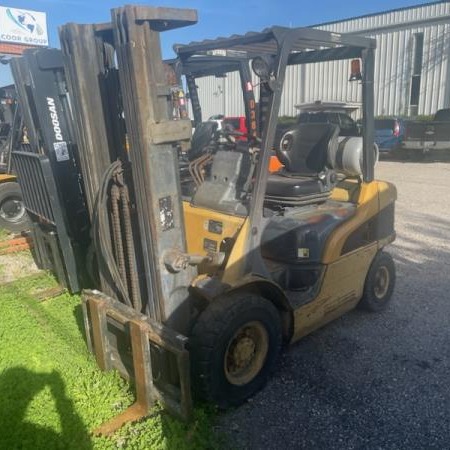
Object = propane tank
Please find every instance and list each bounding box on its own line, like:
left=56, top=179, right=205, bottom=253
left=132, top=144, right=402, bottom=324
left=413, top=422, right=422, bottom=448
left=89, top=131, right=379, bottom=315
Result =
left=328, top=137, right=379, bottom=177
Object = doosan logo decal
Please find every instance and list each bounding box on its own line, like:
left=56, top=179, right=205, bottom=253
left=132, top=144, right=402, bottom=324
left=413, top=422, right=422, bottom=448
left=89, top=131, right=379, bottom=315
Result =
left=46, top=97, right=70, bottom=162
left=47, top=97, right=63, bottom=141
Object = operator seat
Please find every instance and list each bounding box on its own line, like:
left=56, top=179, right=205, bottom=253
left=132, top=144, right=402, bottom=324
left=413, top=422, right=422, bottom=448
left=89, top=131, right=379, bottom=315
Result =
left=265, top=123, right=339, bottom=206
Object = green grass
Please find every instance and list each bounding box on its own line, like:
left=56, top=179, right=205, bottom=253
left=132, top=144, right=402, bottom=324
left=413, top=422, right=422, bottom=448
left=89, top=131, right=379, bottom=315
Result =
left=0, top=273, right=219, bottom=450
left=0, top=227, right=10, bottom=240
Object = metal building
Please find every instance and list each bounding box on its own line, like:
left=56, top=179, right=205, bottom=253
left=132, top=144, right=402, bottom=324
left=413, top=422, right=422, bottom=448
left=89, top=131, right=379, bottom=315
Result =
left=193, top=1, right=450, bottom=119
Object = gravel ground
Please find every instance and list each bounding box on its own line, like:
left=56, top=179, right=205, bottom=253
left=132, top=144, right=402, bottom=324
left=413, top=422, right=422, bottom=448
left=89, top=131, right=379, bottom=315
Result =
left=218, top=161, right=450, bottom=449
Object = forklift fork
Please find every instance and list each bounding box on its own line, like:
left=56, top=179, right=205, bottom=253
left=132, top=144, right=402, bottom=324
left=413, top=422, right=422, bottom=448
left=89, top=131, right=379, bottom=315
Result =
left=82, top=290, right=192, bottom=434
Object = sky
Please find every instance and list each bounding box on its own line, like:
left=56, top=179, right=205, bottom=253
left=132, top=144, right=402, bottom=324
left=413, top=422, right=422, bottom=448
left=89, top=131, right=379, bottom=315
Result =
left=0, top=0, right=439, bottom=84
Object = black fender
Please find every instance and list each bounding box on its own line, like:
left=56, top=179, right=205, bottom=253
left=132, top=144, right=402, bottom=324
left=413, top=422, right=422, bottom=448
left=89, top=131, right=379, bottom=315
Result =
left=191, top=274, right=294, bottom=341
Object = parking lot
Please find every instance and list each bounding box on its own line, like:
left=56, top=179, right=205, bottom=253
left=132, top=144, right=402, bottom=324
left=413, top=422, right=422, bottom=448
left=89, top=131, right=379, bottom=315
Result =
left=219, top=161, right=450, bottom=449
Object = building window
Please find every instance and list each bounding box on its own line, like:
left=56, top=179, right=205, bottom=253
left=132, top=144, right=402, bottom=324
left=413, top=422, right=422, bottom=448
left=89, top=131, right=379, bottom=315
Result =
left=410, top=33, right=424, bottom=112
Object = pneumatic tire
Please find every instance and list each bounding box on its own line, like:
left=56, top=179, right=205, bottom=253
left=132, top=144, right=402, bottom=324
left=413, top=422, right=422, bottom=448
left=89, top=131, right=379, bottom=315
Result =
left=0, top=182, right=29, bottom=233
left=359, top=251, right=396, bottom=312
left=189, top=292, right=282, bottom=408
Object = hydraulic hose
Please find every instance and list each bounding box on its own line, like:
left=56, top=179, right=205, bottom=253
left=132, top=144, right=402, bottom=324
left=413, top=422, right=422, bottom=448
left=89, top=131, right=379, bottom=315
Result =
left=92, top=160, right=133, bottom=307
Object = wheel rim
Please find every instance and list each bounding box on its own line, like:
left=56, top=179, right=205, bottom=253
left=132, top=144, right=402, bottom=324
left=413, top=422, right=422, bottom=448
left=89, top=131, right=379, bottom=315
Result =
left=374, top=266, right=390, bottom=299
left=0, top=196, right=25, bottom=223
left=224, top=321, right=269, bottom=386
left=280, top=133, right=293, bottom=152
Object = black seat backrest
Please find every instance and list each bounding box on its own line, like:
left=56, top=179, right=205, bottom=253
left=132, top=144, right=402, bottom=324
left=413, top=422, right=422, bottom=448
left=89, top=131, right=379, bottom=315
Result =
left=189, top=121, right=218, bottom=161
left=276, top=123, right=339, bottom=175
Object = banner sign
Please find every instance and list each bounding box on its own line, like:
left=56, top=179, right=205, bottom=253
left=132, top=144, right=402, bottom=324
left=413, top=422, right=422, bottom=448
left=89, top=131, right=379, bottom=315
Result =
left=0, top=6, right=48, bottom=47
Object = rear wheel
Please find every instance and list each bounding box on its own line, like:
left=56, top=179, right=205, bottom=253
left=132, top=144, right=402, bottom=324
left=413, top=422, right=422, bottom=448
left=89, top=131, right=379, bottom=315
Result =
left=0, top=182, right=29, bottom=233
left=359, top=251, right=396, bottom=312
left=190, top=292, right=282, bottom=408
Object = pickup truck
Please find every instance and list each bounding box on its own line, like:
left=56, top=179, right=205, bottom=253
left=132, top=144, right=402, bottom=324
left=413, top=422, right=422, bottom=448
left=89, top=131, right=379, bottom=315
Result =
left=401, top=109, right=450, bottom=159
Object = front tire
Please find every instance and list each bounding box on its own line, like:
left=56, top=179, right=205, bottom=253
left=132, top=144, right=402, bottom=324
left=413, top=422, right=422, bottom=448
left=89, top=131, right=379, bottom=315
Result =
left=0, top=182, right=29, bottom=233
left=190, top=292, right=282, bottom=408
left=359, top=251, right=396, bottom=312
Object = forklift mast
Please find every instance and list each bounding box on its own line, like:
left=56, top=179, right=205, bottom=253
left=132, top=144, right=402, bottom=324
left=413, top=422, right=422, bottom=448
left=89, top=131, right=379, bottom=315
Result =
left=57, top=7, right=199, bottom=426
left=59, top=23, right=126, bottom=220
left=59, top=23, right=136, bottom=303
left=10, top=49, right=90, bottom=292
left=59, top=7, right=197, bottom=328
left=111, top=6, right=196, bottom=330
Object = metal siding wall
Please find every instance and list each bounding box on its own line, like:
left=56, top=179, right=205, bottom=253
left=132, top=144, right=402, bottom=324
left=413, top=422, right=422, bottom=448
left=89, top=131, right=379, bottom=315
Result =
left=192, top=3, right=450, bottom=119
left=285, top=58, right=361, bottom=117
left=421, top=23, right=450, bottom=113
left=224, top=70, right=246, bottom=116
left=318, top=2, right=450, bottom=116
left=189, top=71, right=245, bottom=119
left=320, top=2, right=450, bottom=33
left=193, top=75, right=225, bottom=120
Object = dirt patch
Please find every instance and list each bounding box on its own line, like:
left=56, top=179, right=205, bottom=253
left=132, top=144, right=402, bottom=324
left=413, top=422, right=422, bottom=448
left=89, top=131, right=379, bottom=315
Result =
left=0, top=251, right=41, bottom=284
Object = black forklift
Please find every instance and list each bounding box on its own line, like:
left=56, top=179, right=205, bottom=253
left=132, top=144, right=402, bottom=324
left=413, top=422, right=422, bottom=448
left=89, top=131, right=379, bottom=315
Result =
left=48, top=5, right=397, bottom=433
left=10, top=49, right=91, bottom=292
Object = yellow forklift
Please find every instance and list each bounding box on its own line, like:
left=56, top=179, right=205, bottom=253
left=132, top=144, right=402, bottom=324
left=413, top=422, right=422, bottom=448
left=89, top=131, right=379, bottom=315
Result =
left=176, top=27, right=396, bottom=408
left=56, top=6, right=396, bottom=431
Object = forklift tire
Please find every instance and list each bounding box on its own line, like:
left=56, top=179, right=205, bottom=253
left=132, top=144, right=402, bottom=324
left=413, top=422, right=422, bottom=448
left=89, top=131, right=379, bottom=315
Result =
left=189, top=292, right=282, bottom=408
left=359, top=251, right=396, bottom=312
left=0, top=182, right=29, bottom=233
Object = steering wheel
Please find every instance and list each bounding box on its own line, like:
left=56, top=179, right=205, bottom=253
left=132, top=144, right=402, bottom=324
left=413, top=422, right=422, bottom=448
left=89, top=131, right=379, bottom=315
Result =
left=217, top=126, right=262, bottom=147
left=217, top=125, right=245, bottom=141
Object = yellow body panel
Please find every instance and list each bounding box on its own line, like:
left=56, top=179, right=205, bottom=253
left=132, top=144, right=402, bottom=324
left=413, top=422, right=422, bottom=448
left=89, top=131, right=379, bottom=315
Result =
left=323, top=181, right=381, bottom=263
left=378, top=180, right=397, bottom=209
left=0, top=174, right=17, bottom=183
left=330, top=178, right=360, bottom=203
left=291, top=243, right=378, bottom=342
left=185, top=177, right=395, bottom=342
left=221, top=218, right=251, bottom=285
left=182, top=202, right=245, bottom=256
